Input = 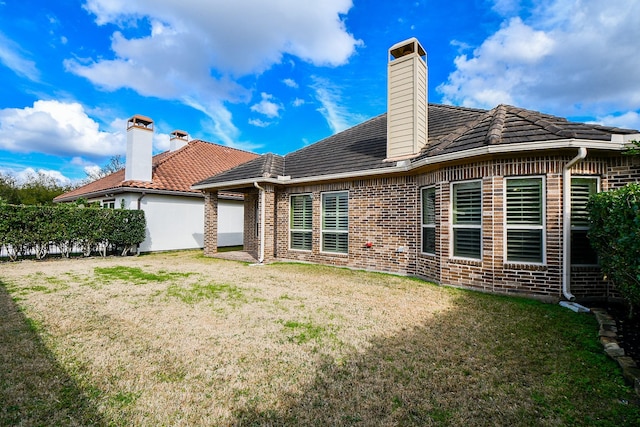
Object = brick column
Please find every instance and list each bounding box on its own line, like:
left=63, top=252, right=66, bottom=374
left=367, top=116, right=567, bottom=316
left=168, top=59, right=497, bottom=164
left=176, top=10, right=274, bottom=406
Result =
left=262, top=184, right=276, bottom=262
left=204, top=191, right=218, bottom=256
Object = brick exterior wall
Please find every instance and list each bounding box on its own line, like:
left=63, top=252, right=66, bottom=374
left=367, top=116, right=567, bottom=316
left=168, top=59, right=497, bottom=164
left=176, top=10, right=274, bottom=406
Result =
left=202, top=152, right=640, bottom=302
left=203, top=191, right=218, bottom=256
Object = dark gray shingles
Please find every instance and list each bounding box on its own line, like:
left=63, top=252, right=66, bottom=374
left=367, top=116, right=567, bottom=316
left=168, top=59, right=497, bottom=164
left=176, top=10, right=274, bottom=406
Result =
left=197, top=103, right=639, bottom=187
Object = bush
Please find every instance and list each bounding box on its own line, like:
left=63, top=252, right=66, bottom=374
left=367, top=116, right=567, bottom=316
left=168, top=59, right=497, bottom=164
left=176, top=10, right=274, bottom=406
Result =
left=588, top=183, right=640, bottom=311
left=0, top=204, right=146, bottom=260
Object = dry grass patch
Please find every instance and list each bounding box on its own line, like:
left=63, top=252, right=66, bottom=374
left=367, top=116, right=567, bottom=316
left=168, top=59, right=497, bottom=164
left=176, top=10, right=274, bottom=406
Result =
left=1, top=251, right=638, bottom=426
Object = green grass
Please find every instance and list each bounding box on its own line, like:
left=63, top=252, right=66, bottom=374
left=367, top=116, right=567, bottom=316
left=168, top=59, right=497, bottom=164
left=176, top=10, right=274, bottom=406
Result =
left=94, top=266, right=192, bottom=284
left=279, top=319, right=327, bottom=344
left=166, top=282, right=247, bottom=304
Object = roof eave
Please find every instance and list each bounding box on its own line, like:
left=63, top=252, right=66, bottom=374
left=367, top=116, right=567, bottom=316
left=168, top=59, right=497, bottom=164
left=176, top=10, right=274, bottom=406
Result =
left=412, top=138, right=630, bottom=170
left=55, top=187, right=204, bottom=203
left=191, top=137, right=632, bottom=192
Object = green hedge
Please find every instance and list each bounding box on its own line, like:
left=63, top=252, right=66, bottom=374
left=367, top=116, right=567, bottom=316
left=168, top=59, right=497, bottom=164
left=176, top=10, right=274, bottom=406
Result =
left=0, top=204, right=146, bottom=261
left=588, top=183, right=640, bottom=310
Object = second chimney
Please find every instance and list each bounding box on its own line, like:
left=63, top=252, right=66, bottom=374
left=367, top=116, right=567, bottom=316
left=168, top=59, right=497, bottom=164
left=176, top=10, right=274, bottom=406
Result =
left=386, top=38, right=428, bottom=161
left=125, top=115, right=154, bottom=182
left=170, top=130, right=189, bottom=152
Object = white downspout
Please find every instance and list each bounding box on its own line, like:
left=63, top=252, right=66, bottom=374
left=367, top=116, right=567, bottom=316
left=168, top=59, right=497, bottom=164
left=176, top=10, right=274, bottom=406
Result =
left=253, top=182, right=266, bottom=264
left=562, top=147, right=587, bottom=301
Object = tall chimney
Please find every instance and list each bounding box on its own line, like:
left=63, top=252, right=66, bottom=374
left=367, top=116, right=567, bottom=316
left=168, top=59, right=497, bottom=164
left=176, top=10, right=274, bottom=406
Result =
left=125, top=115, right=153, bottom=182
left=169, top=130, right=189, bottom=152
left=386, top=38, right=428, bottom=161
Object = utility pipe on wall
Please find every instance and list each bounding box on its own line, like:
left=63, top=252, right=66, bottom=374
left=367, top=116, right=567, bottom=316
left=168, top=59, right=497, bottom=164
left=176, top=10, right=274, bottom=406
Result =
left=562, top=147, right=587, bottom=301
left=253, top=182, right=266, bottom=264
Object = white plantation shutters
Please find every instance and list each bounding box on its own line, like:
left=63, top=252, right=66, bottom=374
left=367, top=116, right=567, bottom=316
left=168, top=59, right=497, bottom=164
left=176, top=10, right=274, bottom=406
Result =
left=571, top=177, right=598, bottom=264
left=421, top=187, right=436, bottom=254
left=322, top=191, right=348, bottom=253
left=506, top=177, right=544, bottom=263
left=290, top=194, right=312, bottom=250
left=452, top=181, right=481, bottom=259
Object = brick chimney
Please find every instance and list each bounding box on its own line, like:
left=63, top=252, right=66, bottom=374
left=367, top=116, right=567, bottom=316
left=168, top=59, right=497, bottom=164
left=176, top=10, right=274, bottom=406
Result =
left=386, top=38, right=428, bottom=161
left=125, top=115, right=153, bottom=182
left=169, top=130, right=189, bottom=152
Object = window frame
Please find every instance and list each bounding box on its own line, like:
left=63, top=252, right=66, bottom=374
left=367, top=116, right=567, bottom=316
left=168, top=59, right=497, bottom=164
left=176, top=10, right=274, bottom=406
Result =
left=571, top=176, right=600, bottom=266
left=321, top=190, right=349, bottom=254
left=102, top=199, right=116, bottom=209
left=504, top=175, right=546, bottom=265
left=450, top=180, right=482, bottom=260
left=420, top=186, right=436, bottom=255
left=289, top=193, right=313, bottom=252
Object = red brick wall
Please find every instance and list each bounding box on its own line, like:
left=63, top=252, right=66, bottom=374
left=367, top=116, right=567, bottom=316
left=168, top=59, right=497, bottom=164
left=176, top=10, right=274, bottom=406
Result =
left=202, top=152, right=640, bottom=301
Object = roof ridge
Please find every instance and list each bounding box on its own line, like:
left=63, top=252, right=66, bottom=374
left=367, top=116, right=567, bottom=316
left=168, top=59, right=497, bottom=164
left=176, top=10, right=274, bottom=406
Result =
left=487, top=104, right=507, bottom=145
left=434, top=108, right=494, bottom=148
left=509, top=105, right=578, bottom=138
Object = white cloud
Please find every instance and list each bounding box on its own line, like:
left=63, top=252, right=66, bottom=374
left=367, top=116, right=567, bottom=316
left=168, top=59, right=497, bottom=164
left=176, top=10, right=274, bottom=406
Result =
left=69, top=0, right=361, bottom=146
left=13, top=167, right=72, bottom=186
left=592, top=112, right=640, bottom=131
left=283, top=78, right=298, bottom=88
left=438, top=0, right=640, bottom=118
left=311, top=77, right=365, bottom=133
left=250, top=93, right=282, bottom=118
left=248, top=118, right=271, bottom=128
left=0, top=32, right=40, bottom=81
left=292, top=98, right=305, bottom=107
left=0, top=100, right=124, bottom=158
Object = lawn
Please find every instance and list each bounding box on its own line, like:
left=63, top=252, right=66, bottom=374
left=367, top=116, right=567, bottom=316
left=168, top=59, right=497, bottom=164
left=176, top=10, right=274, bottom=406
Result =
left=1, top=251, right=638, bottom=426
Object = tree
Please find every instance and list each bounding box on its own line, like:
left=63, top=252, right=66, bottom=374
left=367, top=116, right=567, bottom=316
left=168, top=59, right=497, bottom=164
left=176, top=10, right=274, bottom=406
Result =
left=16, top=171, right=73, bottom=205
left=0, top=173, right=20, bottom=204
left=85, top=154, right=125, bottom=182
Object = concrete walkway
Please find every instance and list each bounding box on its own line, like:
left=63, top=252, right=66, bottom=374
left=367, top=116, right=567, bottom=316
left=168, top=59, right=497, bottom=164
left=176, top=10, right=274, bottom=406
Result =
left=211, top=251, right=258, bottom=263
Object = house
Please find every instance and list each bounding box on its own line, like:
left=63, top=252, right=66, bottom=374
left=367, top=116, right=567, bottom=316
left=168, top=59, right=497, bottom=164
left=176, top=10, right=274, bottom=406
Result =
left=55, top=115, right=259, bottom=252
left=193, top=38, right=640, bottom=302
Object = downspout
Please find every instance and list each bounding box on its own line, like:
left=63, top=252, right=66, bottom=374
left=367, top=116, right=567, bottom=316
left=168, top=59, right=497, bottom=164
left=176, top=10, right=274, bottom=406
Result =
left=137, top=192, right=146, bottom=210
left=253, top=182, right=265, bottom=264
left=562, top=147, right=587, bottom=301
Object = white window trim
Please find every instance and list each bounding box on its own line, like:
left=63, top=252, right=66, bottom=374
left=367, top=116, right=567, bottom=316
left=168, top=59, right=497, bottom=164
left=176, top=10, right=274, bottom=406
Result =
left=450, top=180, right=483, bottom=261
left=289, top=193, right=313, bottom=252
left=503, top=175, right=546, bottom=265
left=420, top=186, right=436, bottom=255
left=320, top=190, right=349, bottom=255
left=102, top=199, right=115, bottom=209
left=571, top=176, right=600, bottom=266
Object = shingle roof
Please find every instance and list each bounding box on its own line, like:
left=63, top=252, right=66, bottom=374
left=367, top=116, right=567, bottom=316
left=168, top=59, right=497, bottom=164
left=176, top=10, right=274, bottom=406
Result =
left=55, top=140, right=258, bottom=202
left=194, top=103, right=639, bottom=187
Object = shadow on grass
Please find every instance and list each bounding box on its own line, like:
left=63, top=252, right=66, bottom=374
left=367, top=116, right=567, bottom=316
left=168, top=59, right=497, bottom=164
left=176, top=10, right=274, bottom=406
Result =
left=0, top=281, right=106, bottom=426
left=233, top=292, right=640, bottom=427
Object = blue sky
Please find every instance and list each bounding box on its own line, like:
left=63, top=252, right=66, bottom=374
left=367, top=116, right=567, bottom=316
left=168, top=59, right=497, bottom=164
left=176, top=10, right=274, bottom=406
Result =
left=1, top=0, right=639, bottom=184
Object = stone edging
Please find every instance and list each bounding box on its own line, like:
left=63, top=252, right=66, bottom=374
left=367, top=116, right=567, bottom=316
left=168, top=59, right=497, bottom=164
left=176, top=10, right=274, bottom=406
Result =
left=591, top=308, right=640, bottom=396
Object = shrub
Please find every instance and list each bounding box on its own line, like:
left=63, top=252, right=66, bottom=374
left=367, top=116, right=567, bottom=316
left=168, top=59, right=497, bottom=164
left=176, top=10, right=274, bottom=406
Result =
left=588, top=183, right=640, bottom=311
left=0, top=204, right=146, bottom=260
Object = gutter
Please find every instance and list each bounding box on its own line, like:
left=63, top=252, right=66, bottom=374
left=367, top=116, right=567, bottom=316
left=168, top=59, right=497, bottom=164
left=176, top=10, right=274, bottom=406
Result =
left=562, top=147, right=587, bottom=301
left=192, top=138, right=626, bottom=192
left=253, top=182, right=266, bottom=264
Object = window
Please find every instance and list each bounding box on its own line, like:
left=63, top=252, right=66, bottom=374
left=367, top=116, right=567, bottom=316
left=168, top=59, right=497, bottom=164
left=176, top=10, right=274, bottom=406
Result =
left=290, top=194, right=312, bottom=251
left=322, top=191, right=348, bottom=253
left=505, top=177, right=544, bottom=263
left=421, top=187, right=436, bottom=254
left=102, top=199, right=115, bottom=209
left=452, top=181, right=481, bottom=259
left=571, top=177, right=599, bottom=265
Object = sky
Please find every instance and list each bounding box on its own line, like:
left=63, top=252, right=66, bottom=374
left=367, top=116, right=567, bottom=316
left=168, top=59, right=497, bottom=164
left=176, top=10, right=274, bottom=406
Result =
left=1, top=0, right=640, bottom=185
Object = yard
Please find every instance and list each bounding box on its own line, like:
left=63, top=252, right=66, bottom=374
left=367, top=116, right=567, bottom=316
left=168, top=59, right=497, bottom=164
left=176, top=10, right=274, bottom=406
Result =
left=1, top=251, right=638, bottom=426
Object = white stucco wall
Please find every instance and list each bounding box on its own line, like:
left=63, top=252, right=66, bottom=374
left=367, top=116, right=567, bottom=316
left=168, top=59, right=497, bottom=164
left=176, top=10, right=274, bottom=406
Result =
left=106, top=193, right=243, bottom=252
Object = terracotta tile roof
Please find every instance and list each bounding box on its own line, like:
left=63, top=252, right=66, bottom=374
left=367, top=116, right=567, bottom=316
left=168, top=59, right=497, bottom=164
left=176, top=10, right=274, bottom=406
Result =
left=195, top=103, right=638, bottom=188
left=55, top=140, right=258, bottom=202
